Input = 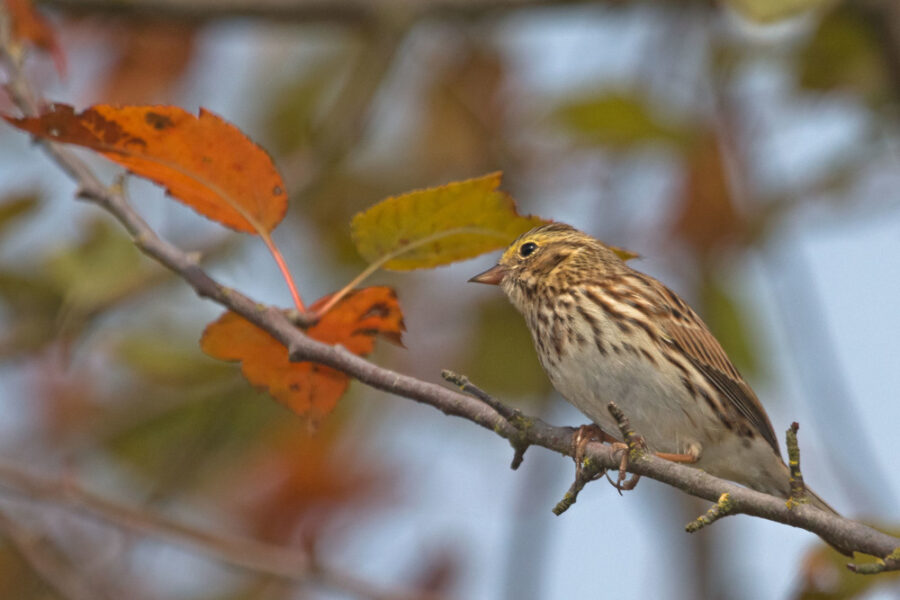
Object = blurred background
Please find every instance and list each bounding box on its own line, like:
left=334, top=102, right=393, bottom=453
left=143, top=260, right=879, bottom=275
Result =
left=0, top=0, right=899, bottom=598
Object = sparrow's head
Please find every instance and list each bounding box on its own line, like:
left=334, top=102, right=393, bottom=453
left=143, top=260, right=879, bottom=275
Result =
left=469, top=223, right=625, bottom=309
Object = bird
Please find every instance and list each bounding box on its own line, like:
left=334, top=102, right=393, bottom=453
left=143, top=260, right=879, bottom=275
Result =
left=469, top=222, right=840, bottom=518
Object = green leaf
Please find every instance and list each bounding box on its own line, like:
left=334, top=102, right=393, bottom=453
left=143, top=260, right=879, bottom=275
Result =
left=262, top=59, right=343, bottom=156
left=109, top=331, right=281, bottom=480
left=117, top=333, right=236, bottom=385
left=0, top=270, right=64, bottom=356
left=107, top=386, right=277, bottom=483
left=725, top=0, right=829, bottom=22
left=0, top=191, right=40, bottom=239
left=554, top=92, right=687, bottom=149
left=0, top=270, right=60, bottom=314
left=798, top=7, right=886, bottom=101
left=350, top=172, right=546, bottom=271
left=463, top=296, right=552, bottom=398
left=44, top=218, right=154, bottom=310
left=700, top=275, right=759, bottom=378
left=795, top=525, right=900, bottom=599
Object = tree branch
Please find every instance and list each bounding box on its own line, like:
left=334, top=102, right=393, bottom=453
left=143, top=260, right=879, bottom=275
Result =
left=0, top=13, right=441, bottom=600
left=2, top=6, right=899, bottom=574
left=685, top=493, right=734, bottom=534
left=0, top=461, right=443, bottom=600
left=37, top=0, right=594, bottom=25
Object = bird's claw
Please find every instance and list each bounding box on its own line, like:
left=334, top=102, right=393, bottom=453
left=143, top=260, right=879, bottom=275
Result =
left=570, top=424, right=645, bottom=496
left=572, top=424, right=606, bottom=483
left=572, top=424, right=616, bottom=483
left=606, top=439, right=644, bottom=495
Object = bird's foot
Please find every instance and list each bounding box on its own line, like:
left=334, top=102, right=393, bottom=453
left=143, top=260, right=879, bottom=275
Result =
left=554, top=424, right=618, bottom=516
left=654, top=450, right=700, bottom=464
left=607, top=438, right=647, bottom=494
left=572, top=423, right=617, bottom=482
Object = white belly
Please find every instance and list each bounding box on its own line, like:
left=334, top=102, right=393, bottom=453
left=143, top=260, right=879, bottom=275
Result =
left=542, top=340, right=789, bottom=493
left=542, top=334, right=706, bottom=456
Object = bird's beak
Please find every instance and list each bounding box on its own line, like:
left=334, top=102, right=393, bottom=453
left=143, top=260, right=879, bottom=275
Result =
left=468, top=264, right=506, bottom=285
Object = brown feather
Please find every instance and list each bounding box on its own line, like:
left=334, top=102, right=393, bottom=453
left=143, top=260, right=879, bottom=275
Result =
left=655, top=289, right=781, bottom=453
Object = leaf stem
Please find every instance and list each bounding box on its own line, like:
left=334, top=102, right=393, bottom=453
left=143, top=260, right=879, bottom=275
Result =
left=259, top=231, right=305, bottom=312
left=314, top=226, right=508, bottom=318
left=314, top=260, right=382, bottom=317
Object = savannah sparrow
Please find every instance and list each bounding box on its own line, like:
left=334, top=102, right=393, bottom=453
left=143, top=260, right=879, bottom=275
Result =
left=470, top=222, right=836, bottom=514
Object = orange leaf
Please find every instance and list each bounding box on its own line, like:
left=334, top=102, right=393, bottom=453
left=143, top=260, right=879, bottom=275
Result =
left=98, top=21, right=197, bottom=104
left=3, top=0, right=66, bottom=76
left=4, top=104, right=287, bottom=234
left=671, top=132, right=744, bottom=254
left=306, top=287, right=406, bottom=350
left=200, top=287, right=404, bottom=421
left=232, top=419, right=390, bottom=545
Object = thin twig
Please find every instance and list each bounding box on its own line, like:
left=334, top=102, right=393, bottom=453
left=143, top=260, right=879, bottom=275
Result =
left=786, top=422, right=809, bottom=508
left=551, top=425, right=611, bottom=514
left=607, top=401, right=642, bottom=454
left=848, top=547, right=900, bottom=575
left=685, top=493, right=734, bottom=533
left=442, top=369, right=531, bottom=468
left=441, top=369, right=518, bottom=421
left=551, top=454, right=603, bottom=516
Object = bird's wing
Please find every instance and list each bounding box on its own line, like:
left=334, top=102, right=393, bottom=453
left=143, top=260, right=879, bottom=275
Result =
left=654, top=285, right=781, bottom=454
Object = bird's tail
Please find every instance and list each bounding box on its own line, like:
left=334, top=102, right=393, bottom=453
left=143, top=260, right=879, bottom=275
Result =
left=806, top=487, right=840, bottom=516
left=751, top=460, right=852, bottom=556
left=774, top=464, right=853, bottom=556
left=804, top=487, right=854, bottom=556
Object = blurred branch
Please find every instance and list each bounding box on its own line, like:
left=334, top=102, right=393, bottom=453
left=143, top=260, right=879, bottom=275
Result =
left=0, top=508, right=106, bottom=600
left=0, top=461, right=443, bottom=600
left=4, top=1, right=900, bottom=576
left=285, top=13, right=411, bottom=197
left=701, top=11, right=897, bottom=516
left=38, top=0, right=596, bottom=24
left=0, top=16, right=442, bottom=600
left=759, top=237, right=898, bottom=515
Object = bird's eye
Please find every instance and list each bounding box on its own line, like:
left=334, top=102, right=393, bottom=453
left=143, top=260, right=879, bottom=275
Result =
left=519, top=242, right=538, bottom=257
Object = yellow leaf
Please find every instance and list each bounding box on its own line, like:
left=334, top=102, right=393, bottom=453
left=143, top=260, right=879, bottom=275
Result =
left=351, top=172, right=546, bottom=271
left=608, top=244, right=640, bottom=262
left=798, top=7, right=886, bottom=101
